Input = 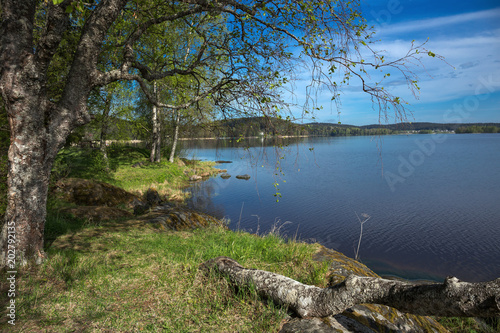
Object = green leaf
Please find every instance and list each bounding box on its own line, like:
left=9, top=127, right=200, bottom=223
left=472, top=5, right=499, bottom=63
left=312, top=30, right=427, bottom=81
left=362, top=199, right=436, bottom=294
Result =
left=427, top=51, right=436, bottom=57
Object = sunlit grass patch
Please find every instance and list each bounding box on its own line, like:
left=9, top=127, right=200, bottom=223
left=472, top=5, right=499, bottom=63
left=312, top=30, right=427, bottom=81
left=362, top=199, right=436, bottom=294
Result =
left=51, top=145, right=219, bottom=203
left=5, top=214, right=329, bottom=332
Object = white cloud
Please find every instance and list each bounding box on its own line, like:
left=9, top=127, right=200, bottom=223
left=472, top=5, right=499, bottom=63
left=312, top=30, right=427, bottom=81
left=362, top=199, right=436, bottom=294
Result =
left=375, top=8, right=500, bottom=36
left=284, top=9, right=500, bottom=124
left=361, top=27, right=500, bottom=102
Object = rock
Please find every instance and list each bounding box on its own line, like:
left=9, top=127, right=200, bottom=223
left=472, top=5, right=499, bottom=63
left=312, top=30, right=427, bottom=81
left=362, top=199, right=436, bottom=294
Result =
left=60, top=206, right=133, bottom=222
left=151, top=203, right=173, bottom=212
left=54, top=178, right=145, bottom=209
left=145, top=188, right=162, bottom=206
left=143, top=206, right=228, bottom=231
left=131, top=161, right=144, bottom=168
left=181, top=158, right=198, bottom=166
left=280, top=317, right=339, bottom=333
left=200, top=172, right=210, bottom=178
left=220, top=173, right=231, bottom=179
left=176, top=159, right=186, bottom=167
left=133, top=198, right=150, bottom=215
left=279, top=246, right=448, bottom=333
left=189, top=175, right=202, bottom=181
left=236, top=174, right=251, bottom=180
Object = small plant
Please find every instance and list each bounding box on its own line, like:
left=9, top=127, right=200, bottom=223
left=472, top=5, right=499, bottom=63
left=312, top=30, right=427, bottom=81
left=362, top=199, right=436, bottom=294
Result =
left=50, top=154, right=72, bottom=182
left=354, top=212, right=371, bottom=261
left=89, top=149, right=118, bottom=175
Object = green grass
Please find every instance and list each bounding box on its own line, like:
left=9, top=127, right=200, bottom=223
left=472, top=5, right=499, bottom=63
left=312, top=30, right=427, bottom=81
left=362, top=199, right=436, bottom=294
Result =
left=52, top=145, right=218, bottom=201
left=436, top=317, right=500, bottom=333
left=1, top=213, right=329, bottom=332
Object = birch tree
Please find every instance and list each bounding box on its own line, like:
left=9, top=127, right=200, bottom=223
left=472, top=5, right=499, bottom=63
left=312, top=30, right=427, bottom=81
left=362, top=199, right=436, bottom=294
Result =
left=0, top=0, right=433, bottom=266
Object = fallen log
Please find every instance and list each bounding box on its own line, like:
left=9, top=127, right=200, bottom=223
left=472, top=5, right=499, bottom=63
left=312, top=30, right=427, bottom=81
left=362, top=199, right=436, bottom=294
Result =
left=200, top=256, right=500, bottom=318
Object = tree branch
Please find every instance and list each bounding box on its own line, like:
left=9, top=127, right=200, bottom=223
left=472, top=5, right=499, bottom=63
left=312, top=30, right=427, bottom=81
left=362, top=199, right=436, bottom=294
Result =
left=34, top=1, right=70, bottom=75
left=120, top=2, right=207, bottom=49
left=57, top=0, right=127, bottom=126
left=201, top=256, right=500, bottom=318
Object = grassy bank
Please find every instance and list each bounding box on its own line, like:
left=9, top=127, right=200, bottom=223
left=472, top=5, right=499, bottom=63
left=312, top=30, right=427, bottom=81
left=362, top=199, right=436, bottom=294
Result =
left=3, top=215, right=497, bottom=332
left=2, top=216, right=328, bottom=332
left=1, top=145, right=329, bottom=331
left=51, top=145, right=218, bottom=202
left=1, top=145, right=497, bottom=332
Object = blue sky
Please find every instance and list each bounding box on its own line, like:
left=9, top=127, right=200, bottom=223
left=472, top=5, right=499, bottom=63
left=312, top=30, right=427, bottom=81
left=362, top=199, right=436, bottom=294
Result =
left=293, top=0, right=500, bottom=126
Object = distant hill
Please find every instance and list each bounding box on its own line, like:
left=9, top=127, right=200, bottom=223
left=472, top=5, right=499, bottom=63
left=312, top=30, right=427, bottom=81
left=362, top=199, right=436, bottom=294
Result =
left=358, top=122, right=500, bottom=131
left=184, top=116, right=309, bottom=138
left=183, top=117, right=500, bottom=138
left=302, top=121, right=500, bottom=135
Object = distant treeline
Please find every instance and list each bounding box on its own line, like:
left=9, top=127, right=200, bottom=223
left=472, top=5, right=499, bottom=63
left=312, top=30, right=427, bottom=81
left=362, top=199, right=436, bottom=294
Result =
left=58, top=115, right=500, bottom=145
left=186, top=117, right=308, bottom=138
left=183, top=117, right=500, bottom=138
left=455, top=125, right=500, bottom=134
left=186, top=117, right=394, bottom=138
left=359, top=122, right=500, bottom=133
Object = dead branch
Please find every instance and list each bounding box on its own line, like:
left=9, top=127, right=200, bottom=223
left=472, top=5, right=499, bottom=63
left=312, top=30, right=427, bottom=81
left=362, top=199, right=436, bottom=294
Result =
left=200, top=256, right=500, bottom=318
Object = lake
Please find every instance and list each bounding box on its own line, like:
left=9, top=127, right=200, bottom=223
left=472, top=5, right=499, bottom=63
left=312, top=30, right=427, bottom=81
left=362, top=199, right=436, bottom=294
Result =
left=184, top=134, right=500, bottom=282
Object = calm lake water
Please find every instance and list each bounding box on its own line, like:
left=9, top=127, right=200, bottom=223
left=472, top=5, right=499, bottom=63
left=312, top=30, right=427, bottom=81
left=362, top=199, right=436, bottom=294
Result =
left=184, top=134, right=500, bottom=282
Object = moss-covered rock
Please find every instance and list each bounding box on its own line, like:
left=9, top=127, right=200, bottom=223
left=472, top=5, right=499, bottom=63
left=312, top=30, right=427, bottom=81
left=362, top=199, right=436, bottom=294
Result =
left=141, top=205, right=228, bottom=231
left=280, top=246, right=449, bottom=333
left=54, top=178, right=145, bottom=209
left=60, top=206, right=133, bottom=222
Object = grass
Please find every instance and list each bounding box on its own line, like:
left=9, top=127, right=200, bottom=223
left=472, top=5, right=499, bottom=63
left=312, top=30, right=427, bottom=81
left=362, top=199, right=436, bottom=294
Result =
left=1, top=214, right=329, bottom=332
left=1, top=144, right=497, bottom=332
left=0, top=145, right=330, bottom=331
left=436, top=317, right=500, bottom=333
left=52, top=145, right=219, bottom=202
left=2, top=216, right=497, bottom=333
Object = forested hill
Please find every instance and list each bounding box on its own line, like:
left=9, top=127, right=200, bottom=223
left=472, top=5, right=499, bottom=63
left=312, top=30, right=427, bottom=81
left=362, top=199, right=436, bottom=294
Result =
left=185, top=117, right=500, bottom=138
left=359, top=122, right=500, bottom=132
left=72, top=116, right=500, bottom=142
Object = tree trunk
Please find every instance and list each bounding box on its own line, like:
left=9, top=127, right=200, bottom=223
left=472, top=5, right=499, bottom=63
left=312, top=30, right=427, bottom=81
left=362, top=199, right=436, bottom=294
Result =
left=2, top=150, right=53, bottom=267
left=201, top=256, right=500, bottom=318
left=0, top=1, right=53, bottom=266
left=0, top=96, right=62, bottom=266
left=150, top=81, right=161, bottom=163
left=0, top=0, right=120, bottom=267
left=99, top=92, right=112, bottom=169
left=168, top=110, right=180, bottom=163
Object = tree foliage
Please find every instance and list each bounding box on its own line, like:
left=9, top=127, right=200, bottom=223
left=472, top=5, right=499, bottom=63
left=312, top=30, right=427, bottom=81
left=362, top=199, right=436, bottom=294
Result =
left=0, top=0, right=438, bottom=266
